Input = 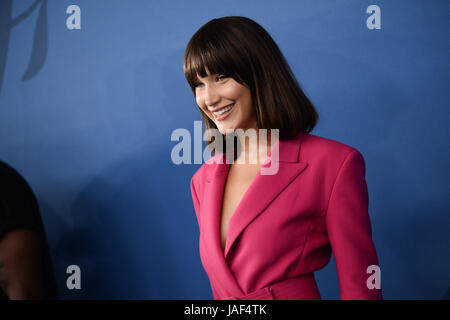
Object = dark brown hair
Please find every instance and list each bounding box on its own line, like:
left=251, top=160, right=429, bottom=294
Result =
left=183, top=16, right=318, bottom=151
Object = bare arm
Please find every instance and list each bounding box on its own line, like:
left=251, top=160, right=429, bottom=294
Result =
left=0, top=229, right=44, bottom=299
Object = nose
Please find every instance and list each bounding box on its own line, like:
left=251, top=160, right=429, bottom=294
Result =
left=203, top=84, right=220, bottom=108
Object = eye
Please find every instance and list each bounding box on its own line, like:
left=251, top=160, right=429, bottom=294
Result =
left=216, top=75, right=228, bottom=82
left=193, top=75, right=227, bottom=89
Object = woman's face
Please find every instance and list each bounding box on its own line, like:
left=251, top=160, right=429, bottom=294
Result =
left=194, top=67, right=256, bottom=135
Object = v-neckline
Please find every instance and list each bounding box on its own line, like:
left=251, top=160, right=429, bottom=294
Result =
left=219, top=162, right=264, bottom=254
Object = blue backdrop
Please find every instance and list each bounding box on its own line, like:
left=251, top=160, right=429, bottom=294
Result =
left=0, top=0, right=449, bottom=299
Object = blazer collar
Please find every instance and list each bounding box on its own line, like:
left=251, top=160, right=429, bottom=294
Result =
left=200, top=132, right=308, bottom=297
left=207, top=130, right=302, bottom=175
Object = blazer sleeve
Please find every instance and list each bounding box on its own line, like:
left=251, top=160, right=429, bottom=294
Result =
left=190, top=175, right=201, bottom=230
left=325, top=149, right=383, bottom=300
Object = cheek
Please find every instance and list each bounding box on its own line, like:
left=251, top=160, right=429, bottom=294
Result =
left=238, top=92, right=253, bottom=115
left=201, top=108, right=214, bottom=122
left=195, top=97, right=208, bottom=114
left=195, top=96, right=202, bottom=108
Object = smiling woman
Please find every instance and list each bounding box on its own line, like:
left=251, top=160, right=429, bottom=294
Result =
left=193, top=70, right=256, bottom=135
left=183, top=16, right=382, bottom=300
left=183, top=16, right=318, bottom=148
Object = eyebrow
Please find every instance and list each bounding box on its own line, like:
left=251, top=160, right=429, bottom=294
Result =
left=196, top=75, right=210, bottom=81
left=197, top=71, right=223, bottom=79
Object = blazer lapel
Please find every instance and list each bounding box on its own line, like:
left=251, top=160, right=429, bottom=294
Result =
left=201, top=157, right=245, bottom=298
left=199, top=132, right=308, bottom=297
left=224, top=161, right=308, bottom=258
left=223, top=133, right=308, bottom=258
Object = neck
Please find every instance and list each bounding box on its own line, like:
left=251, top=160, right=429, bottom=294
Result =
left=232, top=128, right=275, bottom=165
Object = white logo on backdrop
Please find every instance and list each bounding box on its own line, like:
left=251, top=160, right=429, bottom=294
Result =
left=66, top=5, right=81, bottom=30
left=366, top=5, right=381, bottom=30
left=66, top=264, right=81, bottom=290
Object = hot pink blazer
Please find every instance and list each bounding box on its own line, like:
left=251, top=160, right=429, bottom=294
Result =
left=190, top=131, right=383, bottom=300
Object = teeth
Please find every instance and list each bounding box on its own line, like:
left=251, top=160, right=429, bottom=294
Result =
left=213, top=104, right=234, bottom=116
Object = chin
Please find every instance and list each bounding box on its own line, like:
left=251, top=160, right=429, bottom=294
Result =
left=217, top=128, right=229, bottom=136
left=217, top=126, right=237, bottom=136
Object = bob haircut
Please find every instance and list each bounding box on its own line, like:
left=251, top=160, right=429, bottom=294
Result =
left=183, top=16, right=318, bottom=153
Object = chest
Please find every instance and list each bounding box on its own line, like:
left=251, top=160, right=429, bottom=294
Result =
left=220, top=164, right=261, bottom=252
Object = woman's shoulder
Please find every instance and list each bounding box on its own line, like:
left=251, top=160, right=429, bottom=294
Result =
left=190, top=153, right=223, bottom=187
left=300, top=132, right=363, bottom=163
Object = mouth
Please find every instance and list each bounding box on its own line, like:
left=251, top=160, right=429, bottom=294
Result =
left=212, top=103, right=235, bottom=121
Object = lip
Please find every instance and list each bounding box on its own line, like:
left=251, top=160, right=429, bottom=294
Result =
left=212, top=103, right=235, bottom=121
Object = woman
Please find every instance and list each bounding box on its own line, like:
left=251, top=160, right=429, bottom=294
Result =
left=184, top=16, right=382, bottom=300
